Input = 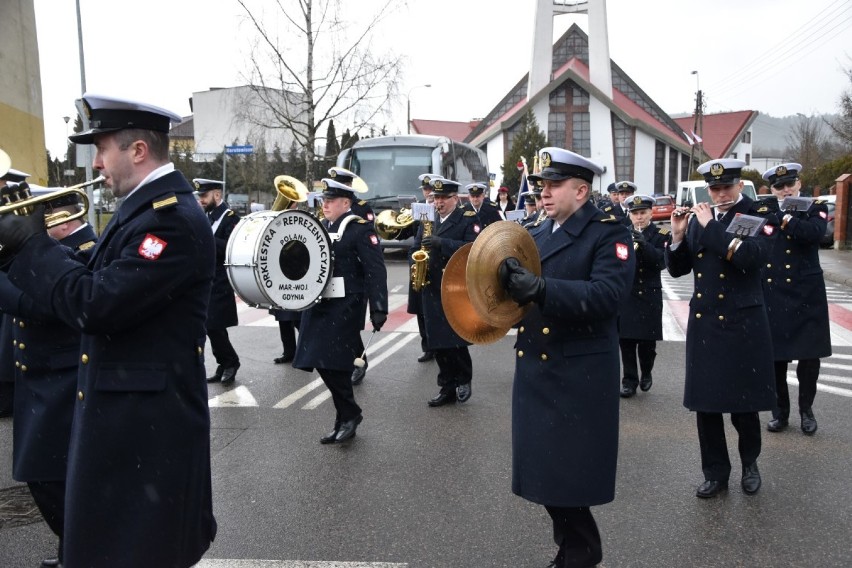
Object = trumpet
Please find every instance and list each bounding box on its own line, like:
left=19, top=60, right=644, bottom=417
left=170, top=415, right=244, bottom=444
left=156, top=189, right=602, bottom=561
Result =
left=672, top=200, right=736, bottom=217
left=0, top=177, right=100, bottom=228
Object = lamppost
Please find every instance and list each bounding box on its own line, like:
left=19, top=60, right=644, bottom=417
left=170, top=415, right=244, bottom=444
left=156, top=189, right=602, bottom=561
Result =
left=407, top=84, right=431, bottom=134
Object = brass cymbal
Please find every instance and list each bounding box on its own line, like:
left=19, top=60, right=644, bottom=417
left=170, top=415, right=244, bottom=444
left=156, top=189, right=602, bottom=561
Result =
left=442, top=243, right=513, bottom=345
left=467, top=221, right=541, bottom=328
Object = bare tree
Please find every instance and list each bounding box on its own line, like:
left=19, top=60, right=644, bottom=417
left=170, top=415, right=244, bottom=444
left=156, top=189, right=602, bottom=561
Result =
left=236, top=0, right=403, bottom=188
left=785, top=115, right=831, bottom=173
left=826, top=62, right=852, bottom=149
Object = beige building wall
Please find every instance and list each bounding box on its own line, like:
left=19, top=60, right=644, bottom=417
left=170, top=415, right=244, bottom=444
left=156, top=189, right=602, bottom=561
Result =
left=0, top=0, right=47, bottom=185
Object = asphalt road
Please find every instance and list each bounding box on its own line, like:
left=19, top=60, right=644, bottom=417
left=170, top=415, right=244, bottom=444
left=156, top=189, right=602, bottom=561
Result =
left=2, top=250, right=852, bottom=567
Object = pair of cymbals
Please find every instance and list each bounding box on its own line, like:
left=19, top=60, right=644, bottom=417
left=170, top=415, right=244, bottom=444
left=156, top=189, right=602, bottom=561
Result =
left=441, top=221, right=541, bottom=344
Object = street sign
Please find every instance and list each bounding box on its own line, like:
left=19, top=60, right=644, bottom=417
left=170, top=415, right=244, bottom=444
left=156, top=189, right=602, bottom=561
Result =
left=225, top=145, right=254, bottom=155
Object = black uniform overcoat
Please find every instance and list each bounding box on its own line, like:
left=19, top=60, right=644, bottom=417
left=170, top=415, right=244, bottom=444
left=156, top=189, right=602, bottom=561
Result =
left=207, top=201, right=240, bottom=330
left=762, top=200, right=832, bottom=360
left=619, top=224, right=670, bottom=340
left=666, top=196, right=776, bottom=413
left=294, top=212, right=388, bottom=372
left=512, top=201, right=634, bottom=507
left=0, top=225, right=96, bottom=482
left=464, top=201, right=502, bottom=228
left=6, top=170, right=217, bottom=568
left=412, top=207, right=479, bottom=350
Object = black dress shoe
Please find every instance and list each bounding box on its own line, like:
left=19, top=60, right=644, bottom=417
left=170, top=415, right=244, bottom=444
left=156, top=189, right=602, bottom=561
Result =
left=273, top=353, right=294, bottom=364
left=320, top=426, right=340, bottom=445
left=767, top=416, right=789, bottom=432
left=696, top=479, right=728, bottom=498
left=800, top=409, right=818, bottom=435
left=206, top=365, right=224, bottom=383
left=220, top=363, right=240, bottom=385
left=639, top=373, right=653, bottom=392
left=351, top=365, right=367, bottom=385
left=428, top=390, right=457, bottom=407
left=456, top=383, right=472, bottom=403
left=741, top=463, right=761, bottom=495
left=417, top=351, right=435, bottom=363
left=41, top=557, right=61, bottom=567
left=335, top=415, right=363, bottom=443
left=619, top=386, right=636, bottom=398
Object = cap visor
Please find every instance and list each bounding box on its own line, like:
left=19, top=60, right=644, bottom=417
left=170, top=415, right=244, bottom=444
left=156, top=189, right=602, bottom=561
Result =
left=69, top=127, right=122, bottom=144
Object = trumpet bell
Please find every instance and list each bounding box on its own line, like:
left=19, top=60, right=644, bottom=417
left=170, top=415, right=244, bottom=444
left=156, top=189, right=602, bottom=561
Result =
left=441, top=243, right=513, bottom=344
left=466, top=221, right=540, bottom=328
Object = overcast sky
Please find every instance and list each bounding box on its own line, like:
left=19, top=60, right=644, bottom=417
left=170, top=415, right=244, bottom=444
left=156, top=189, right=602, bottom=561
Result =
left=35, top=0, right=851, bottom=159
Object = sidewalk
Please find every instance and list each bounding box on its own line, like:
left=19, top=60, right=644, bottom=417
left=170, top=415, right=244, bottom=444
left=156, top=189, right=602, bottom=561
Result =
left=820, top=247, right=852, bottom=287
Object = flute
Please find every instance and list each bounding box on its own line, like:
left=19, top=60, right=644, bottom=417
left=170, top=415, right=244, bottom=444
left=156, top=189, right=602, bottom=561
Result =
left=672, top=201, right=736, bottom=217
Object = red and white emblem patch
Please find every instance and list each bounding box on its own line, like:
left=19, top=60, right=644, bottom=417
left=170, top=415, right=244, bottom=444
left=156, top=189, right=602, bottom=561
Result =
left=616, top=242, right=629, bottom=261
left=138, top=234, right=167, bottom=260
left=369, top=234, right=379, bottom=246
left=367, top=213, right=375, bottom=221
left=819, top=211, right=827, bottom=219
left=473, top=224, right=481, bottom=234
left=762, top=225, right=775, bottom=236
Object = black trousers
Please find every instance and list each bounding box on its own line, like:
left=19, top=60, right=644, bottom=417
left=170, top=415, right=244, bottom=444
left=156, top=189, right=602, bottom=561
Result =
left=278, top=320, right=297, bottom=357
left=435, top=346, right=472, bottom=390
left=416, top=312, right=430, bottom=353
left=696, top=411, right=761, bottom=482
left=318, top=368, right=361, bottom=424
left=208, top=328, right=239, bottom=368
left=544, top=505, right=602, bottom=568
left=619, top=338, right=656, bottom=388
left=28, top=480, right=65, bottom=561
left=0, top=380, right=13, bottom=416
left=773, top=359, right=819, bottom=418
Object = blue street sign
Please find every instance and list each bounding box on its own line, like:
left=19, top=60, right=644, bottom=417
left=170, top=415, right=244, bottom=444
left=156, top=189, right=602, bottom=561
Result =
left=225, top=145, right=254, bottom=155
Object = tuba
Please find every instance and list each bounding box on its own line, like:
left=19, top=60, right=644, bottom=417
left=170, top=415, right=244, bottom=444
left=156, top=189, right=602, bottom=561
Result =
left=410, top=213, right=432, bottom=291
left=272, top=175, right=308, bottom=211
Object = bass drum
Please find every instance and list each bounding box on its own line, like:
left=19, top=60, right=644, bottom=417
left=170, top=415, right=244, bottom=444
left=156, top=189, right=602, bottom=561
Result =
left=225, top=209, right=333, bottom=311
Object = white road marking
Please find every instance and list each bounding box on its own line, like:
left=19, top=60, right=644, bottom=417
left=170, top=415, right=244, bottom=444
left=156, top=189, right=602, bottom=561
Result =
left=273, top=378, right=325, bottom=409
left=195, top=560, right=406, bottom=567
left=208, top=385, right=258, bottom=408
left=302, top=389, right=333, bottom=410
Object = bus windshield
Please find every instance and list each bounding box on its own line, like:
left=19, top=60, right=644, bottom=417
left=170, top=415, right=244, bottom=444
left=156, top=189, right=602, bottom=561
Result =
left=348, top=146, right=433, bottom=199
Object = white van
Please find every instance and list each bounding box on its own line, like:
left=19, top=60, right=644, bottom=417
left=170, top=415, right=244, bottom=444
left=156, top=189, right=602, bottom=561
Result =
left=674, top=180, right=756, bottom=207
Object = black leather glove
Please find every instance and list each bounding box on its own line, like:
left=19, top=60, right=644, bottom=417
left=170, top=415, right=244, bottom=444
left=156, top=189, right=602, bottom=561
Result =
left=499, top=257, right=546, bottom=306
left=422, top=235, right=442, bottom=249
left=761, top=196, right=780, bottom=214
left=370, top=311, right=387, bottom=331
left=0, top=204, right=46, bottom=259
left=631, top=229, right=646, bottom=248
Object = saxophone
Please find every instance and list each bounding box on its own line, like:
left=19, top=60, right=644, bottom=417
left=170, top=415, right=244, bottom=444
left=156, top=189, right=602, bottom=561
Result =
left=410, top=213, right=432, bottom=291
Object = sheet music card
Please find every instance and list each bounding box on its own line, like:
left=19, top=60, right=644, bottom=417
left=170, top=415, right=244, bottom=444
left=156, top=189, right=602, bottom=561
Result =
left=725, top=213, right=768, bottom=238
left=411, top=202, right=436, bottom=222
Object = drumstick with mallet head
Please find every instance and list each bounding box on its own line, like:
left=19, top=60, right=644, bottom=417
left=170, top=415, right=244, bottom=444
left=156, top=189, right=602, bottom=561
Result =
left=354, top=329, right=379, bottom=369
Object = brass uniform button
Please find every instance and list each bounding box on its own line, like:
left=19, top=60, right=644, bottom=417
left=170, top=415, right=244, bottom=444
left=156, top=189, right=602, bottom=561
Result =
left=542, top=327, right=550, bottom=335
left=519, top=326, right=525, bottom=333
left=767, top=278, right=772, bottom=283
left=540, top=354, right=548, bottom=361
left=786, top=278, right=792, bottom=283
left=719, top=273, right=726, bottom=279
left=696, top=313, right=702, bottom=319
left=785, top=264, right=791, bottom=269
left=81, top=354, right=89, bottom=364
left=696, top=293, right=702, bottom=299
left=638, top=291, right=643, bottom=295
left=766, top=263, right=772, bottom=268
left=78, top=391, right=84, bottom=401
left=718, top=315, right=724, bottom=321
left=197, top=346, right=203, bottom=354
left=15, top=361, right=20, bottom=368
left=18, top=321, right=25, bottom=328
left=518, top=350, right=524, bottom=358
left=718, top=293, right=724, bottom=300
left=21, top=365, right=27, bottom=372
left=697, top=273, right=702, bottom=279
left=786, top=249, right=791, bottom=254
left=697, top=253, right=703, bottom=259
left=12, top=340, right=17, bottom=347
left=18, top=343, right=25, bottom=350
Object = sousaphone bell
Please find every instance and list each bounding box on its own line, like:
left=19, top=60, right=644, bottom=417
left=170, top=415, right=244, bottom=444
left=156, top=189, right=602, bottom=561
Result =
left=441, top=221, right=541, bottom=344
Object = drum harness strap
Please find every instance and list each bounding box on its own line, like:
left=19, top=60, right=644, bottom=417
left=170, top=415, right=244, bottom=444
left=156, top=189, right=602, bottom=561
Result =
left=328, top=213, right=362, bottom=242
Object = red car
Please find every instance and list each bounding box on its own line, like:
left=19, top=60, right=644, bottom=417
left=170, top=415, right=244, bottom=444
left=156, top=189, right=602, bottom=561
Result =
left=651, top=195, right=675, bottom=222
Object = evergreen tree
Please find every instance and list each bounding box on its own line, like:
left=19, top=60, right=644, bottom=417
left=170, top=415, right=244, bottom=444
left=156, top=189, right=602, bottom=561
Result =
left=340, top=129, right=352, bottom=151
left=325, top=120, right=340, bottom=159
left=500, top=109, right=547, bottom=197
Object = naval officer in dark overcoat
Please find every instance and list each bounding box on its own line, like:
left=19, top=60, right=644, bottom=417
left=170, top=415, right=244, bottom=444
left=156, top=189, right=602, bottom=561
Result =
left=498, top=147, right=634, bottom=568
left=0, top=188, right=97, bottom=568
left=0, top=93, right=217, bottom=567
left=463, top=182, right=502, bottom=228
left=666, top=158, right=777, bottom=499
left=760, top=163, right=831, bottom=435
left=619, top=194, right=671, bottom=397
left=293, top=178, right=388, bottom=444
left=195, top=178, right=242, bottom=385
left=407, top=174, right=439, bottom=363
left=412, top=177, right=481, bottom=406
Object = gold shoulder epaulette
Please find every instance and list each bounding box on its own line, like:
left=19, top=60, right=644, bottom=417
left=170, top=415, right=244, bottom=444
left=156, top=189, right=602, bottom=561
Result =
left=603, top=205, right=613, bottom=212
left=815, top=199, right=827, bottom=204
left=463, top=210, right=477, bottom=217
left=78, top=241, right=96, bottom=251
left=658, top=227, right=671, bottom=235
left=357, top=219, right=368, bottom=224
left=358, top=200, right=367, bottom=206
left=152, top=194, right=178, bottom=210
left=600, top=215, right=618, bottom=223
left=756, top=206, right=769, bottom=213
left=226, top=210, right=235, bottom=216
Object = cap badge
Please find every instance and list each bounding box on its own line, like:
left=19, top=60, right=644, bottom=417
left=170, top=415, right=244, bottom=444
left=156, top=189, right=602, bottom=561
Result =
left=620, top=182, right=629, bottom=190
left=633, top=196, right=642, bottom=205
left=434, top=180, right=443, bottom=189
left=194, top=181, right=201, bottom=189
left=422, top=175, right=431, bottom=184
left=775, top=165, right=788, bottom=176
left=540, top=152, right=552, bottom=168
left=710, top=163, right=725, bottom=177
left=320, top=180, right=329, bottom=189
left=330, top=170, right=338, bottom=178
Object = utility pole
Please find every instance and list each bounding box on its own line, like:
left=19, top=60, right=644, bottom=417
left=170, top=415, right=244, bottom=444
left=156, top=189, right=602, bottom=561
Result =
left=688, top=70, right=704, bottom=176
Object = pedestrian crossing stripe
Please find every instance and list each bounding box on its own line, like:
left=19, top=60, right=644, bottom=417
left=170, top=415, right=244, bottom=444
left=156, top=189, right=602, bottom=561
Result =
left=208, top=385, right=258, bottom=408
left=195, top=560, right=406, bottom=567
